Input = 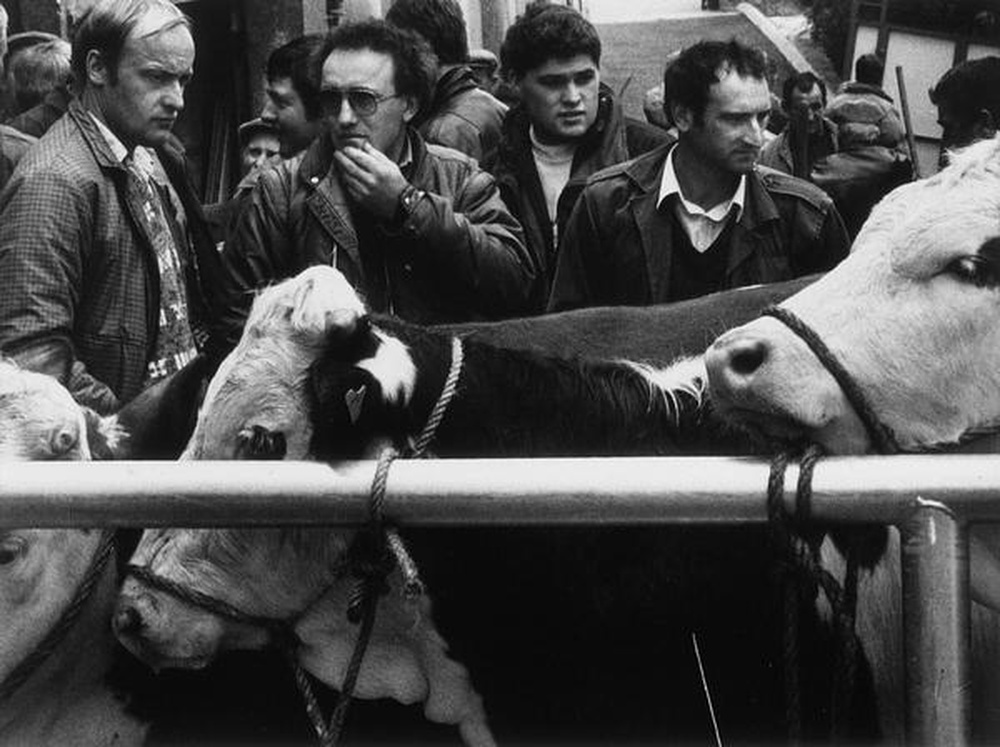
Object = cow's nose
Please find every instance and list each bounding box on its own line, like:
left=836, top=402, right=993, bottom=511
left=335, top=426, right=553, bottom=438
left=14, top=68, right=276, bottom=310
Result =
left=114, top=603, right=146, bottom=637
left=704, top=331, right=772, bottom=402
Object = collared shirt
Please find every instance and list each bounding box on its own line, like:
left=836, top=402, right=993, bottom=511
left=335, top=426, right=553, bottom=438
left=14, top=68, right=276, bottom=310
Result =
left=657, top=147, right=746, bottom=253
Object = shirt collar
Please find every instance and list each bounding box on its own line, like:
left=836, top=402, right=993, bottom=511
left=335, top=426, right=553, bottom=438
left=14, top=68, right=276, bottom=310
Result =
left=89, top=112, right=157, bottom=176
left=658, top=146, right=746, bottom=222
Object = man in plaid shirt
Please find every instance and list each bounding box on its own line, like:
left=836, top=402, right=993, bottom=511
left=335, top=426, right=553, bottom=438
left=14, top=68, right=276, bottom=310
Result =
left=0, top=0, right=219, bottom=415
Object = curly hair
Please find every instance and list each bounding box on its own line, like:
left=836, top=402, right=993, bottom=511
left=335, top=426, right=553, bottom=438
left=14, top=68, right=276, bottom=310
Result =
left=499, top=1, right=600, bottom=81
left=664, top=39, right=767, bottom=123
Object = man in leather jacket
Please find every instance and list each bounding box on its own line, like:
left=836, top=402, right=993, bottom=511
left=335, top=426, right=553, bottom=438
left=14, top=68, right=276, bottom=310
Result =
left=386, top=0, right=507, bottom=168
left=216, top=20, right=535, bottom=347
left=548, top=40, right=850, bottom=311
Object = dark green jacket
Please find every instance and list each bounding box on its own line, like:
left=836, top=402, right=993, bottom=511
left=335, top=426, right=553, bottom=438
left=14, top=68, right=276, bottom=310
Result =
left=548, top=143, right=850, bottom=311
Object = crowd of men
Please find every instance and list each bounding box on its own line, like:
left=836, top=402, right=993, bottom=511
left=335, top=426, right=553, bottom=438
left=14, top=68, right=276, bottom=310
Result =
left=0, top=0, right=996, bottom=419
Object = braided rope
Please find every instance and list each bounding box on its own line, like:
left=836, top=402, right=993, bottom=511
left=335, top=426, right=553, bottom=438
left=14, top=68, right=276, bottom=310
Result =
left=411, top=336, right=464, bottom=457
left=293, top=337, right=465, bottom=746
left=768, top=446, right=861, bottom=741
left=126, top=563, right=289, bottom=630
left=762, top=306, right=901, bottom=454
left=0, top=530, right=116, bottom=704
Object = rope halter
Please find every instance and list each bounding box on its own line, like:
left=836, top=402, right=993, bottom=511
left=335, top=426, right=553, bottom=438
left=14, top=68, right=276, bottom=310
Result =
left=0, top=530, right=116, bottom=704
left=762, top=306, right=902, bottom=454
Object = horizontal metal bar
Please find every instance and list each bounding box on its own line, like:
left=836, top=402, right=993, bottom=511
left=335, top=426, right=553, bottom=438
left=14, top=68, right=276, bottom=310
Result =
left=1, top=455, right=999, bottom=528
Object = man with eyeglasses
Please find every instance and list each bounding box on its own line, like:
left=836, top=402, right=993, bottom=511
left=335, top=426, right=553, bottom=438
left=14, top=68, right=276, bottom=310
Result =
left=216, top=20, right=536, bottom=347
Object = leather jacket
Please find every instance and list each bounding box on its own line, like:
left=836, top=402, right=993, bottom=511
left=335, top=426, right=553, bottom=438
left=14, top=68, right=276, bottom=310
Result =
left=216, top=130, right=536, bottom=348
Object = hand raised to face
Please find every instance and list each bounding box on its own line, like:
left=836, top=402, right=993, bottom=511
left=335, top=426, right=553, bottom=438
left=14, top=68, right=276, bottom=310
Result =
left=334, top=141, right=409, bottom=221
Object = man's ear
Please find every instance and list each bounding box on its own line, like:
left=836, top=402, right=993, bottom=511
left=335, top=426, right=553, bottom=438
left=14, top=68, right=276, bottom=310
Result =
left=975, top=108, right=998, bottom=140
left=401, top=95, right=419, bottom=124
left=85, top=48, right=110, bottom=87
left=672, top=102, right=694, bottom=133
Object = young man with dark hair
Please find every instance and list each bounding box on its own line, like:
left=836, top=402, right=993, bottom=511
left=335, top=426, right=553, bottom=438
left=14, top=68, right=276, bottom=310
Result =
left=759, top=70, right=838, bottom=178
left=260, top=34, right=326, bottom=158
left=386, top=0, right=507, bottom=167
left=0, top=0, right=220, bottom=414
left=492, top=1, right=670, bottom=299
left=929, top=55, right=1000, bottom=162
left=549, top=39, right=849, bottom=310
left=217, top=20, right=535, bottom=345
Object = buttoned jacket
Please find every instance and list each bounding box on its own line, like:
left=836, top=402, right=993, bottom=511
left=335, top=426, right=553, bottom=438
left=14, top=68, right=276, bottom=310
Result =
left=0, top=100, right=218, bottom=414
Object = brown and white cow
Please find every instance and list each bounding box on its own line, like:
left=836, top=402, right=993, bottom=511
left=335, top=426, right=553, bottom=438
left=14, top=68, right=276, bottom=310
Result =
left=706, top=133, right=1000, bottom=740
left=0, top=359, right=147, bottom=747
left=115, top=266, right=886, bottom=744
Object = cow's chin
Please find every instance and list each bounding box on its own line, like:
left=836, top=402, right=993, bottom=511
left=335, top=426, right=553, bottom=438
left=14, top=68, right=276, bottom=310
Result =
left=720, top=405, right=872, bottom=456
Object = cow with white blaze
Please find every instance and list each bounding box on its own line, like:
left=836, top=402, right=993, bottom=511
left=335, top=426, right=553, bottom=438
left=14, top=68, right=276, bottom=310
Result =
left=706, top=133, right=1000, bottom=740
left=0, top=359, right=147, bottom=747
left=117, top=266, right=886, bottom=744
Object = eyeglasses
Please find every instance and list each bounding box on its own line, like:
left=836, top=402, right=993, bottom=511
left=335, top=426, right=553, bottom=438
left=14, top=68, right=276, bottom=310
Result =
left=319, top=87, right=402, bottom=117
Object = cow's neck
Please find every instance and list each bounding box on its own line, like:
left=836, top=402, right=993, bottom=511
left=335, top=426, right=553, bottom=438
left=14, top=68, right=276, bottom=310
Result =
left=393, top=323, right=708, bottom=457
left=0, top=562, right=148, bottom=746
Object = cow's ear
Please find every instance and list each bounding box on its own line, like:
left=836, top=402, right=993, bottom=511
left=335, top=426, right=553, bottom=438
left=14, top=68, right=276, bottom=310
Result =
left=235, top=425, right=288, bottom=460
left=84, top=408, right=126, bottom=460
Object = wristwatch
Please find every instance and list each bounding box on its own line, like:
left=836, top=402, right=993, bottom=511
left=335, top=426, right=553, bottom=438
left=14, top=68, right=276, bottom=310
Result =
left=396, top=184, right=426, bottom=223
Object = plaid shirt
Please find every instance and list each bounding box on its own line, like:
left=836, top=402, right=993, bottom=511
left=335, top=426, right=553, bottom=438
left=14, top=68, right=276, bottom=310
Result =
left=0, top=100, right=214, bottom=414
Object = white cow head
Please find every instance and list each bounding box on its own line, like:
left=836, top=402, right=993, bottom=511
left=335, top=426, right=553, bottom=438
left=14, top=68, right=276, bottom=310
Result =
left=120, top=269, right=493, bottom=744
left=182, top=265, right=414, bottom=461
left=115, top=528, right=348, bottom=671
left=0, top=360, right=118, bottom=698
left=706, top=135, right=1000, bottom=453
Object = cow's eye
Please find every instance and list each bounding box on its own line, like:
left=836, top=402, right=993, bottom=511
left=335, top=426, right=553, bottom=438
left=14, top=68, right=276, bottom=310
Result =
left=0, top=536, right=28, bottom=566
left=947, top=255, right=1000, bottom=288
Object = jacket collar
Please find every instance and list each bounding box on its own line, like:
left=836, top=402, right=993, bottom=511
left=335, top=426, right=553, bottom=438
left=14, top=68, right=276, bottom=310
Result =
left=498, top=83, right=627, bottom=170
left=423, top=65, right=479, bottom=117
left=623, top=145, right=783, bottom=298
left=68, top=99, right=130, bottom=172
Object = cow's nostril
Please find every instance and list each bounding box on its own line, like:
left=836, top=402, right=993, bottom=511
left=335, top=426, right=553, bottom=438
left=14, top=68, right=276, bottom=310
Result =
left=115, top=605, right=145, bottom=636
left=729, top=340, right=767, bottom=375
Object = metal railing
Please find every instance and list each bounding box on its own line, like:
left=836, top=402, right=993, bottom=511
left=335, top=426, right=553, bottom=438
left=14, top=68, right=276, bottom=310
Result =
left=3, top=453, right=998, bottom=746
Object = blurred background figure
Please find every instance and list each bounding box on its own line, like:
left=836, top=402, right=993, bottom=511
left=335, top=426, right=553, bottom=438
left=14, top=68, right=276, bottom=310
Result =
left=386, top=0, right=508, bottom=167
left=467, top=47, right=500, bottom=94
left=814, top=52, right=913, bottom=238
left=0, top=10, right=38, bottom=191
left=238, top=116, right=280, bottom=176
left=259, top=34, right=326, bottom=159
left=4, top=34, right=71, bottom=121
left=204, top=117, right=281, bottom=247
left=929, top=55, right=1000, bottom=167
left=758, top=71, right=837, bottom=179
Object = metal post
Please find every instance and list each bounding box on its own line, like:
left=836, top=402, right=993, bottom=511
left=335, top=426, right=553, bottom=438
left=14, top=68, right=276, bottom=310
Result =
left=902, top=499, right=970, bottom=747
